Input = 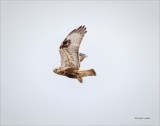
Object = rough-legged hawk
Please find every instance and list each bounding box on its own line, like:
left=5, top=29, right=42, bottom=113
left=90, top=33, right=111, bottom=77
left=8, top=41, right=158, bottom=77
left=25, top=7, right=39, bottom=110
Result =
left=53, top=26, right=96, bottom=83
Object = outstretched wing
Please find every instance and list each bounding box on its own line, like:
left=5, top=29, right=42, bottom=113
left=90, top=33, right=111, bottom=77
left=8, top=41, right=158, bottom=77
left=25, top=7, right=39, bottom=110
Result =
left=59, top=26, right=87, bottom=69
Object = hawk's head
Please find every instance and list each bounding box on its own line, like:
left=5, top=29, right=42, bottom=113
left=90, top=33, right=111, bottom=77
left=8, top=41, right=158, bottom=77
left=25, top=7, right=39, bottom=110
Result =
left=53, top=67, right=63, bottom=75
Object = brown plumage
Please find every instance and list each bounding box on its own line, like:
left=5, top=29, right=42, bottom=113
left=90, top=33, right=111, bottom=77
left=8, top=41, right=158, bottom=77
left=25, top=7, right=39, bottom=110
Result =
left=53, top=26, right=96, bottom=83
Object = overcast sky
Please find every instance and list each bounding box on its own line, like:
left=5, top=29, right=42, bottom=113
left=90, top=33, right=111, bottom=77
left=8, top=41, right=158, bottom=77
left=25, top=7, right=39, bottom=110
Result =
left=1, top=1, right=159, bottom=126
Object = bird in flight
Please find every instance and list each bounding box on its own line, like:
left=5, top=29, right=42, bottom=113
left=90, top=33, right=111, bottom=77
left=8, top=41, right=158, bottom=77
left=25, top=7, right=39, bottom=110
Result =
left=53, top=26, right=96, bottom=83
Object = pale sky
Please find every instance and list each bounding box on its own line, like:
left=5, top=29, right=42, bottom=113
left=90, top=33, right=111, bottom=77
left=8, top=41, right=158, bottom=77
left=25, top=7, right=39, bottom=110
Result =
left=1, top=1, right=159, bottom=126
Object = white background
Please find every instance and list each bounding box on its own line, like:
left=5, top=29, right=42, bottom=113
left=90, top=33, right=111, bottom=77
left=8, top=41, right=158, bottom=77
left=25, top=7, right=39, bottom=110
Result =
left=1, top=1, right=159, bottom=126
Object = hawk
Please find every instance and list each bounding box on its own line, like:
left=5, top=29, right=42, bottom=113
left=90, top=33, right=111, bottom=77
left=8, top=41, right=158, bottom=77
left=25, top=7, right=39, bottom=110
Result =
left=53, top=26, right=96, bottom=83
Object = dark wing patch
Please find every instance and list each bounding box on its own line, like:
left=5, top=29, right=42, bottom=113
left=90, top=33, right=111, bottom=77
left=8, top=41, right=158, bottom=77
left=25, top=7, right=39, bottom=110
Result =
left=60, top=39, right=71, bottom=48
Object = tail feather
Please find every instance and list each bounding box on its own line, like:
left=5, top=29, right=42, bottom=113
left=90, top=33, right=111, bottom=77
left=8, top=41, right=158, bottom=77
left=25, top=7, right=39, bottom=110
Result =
left=78, top=69, right=96, bottom=77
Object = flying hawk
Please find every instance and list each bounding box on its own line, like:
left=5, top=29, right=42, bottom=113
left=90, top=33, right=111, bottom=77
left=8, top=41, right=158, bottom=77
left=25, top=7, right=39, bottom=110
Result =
left=53, top=26, right=96, bottom=83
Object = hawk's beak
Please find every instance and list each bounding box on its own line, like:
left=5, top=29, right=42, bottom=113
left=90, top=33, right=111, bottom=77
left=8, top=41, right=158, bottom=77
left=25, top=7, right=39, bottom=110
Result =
left=53, top=68, right=62, bottom=75
left=53, top=69, right=57, bottom=73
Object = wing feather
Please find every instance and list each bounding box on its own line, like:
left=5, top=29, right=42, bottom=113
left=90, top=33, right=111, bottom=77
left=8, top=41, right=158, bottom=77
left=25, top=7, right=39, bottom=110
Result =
left=59, top=26, right=87, bottom=69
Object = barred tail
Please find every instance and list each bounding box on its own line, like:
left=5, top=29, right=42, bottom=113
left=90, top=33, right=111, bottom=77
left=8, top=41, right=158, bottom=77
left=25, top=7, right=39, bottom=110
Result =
left=78, top=69, right=96, bottom=77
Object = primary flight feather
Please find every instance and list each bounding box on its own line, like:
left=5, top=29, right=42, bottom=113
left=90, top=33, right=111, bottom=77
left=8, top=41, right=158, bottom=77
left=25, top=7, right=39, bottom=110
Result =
left=53, top=26, right=96, bottom=83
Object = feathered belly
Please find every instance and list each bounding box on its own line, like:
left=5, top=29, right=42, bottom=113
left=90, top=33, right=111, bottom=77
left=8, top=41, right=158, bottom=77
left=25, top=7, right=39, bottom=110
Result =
left=66, top=74, right=76, bottom=78
left=64, top=68, right=78, bottom=78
